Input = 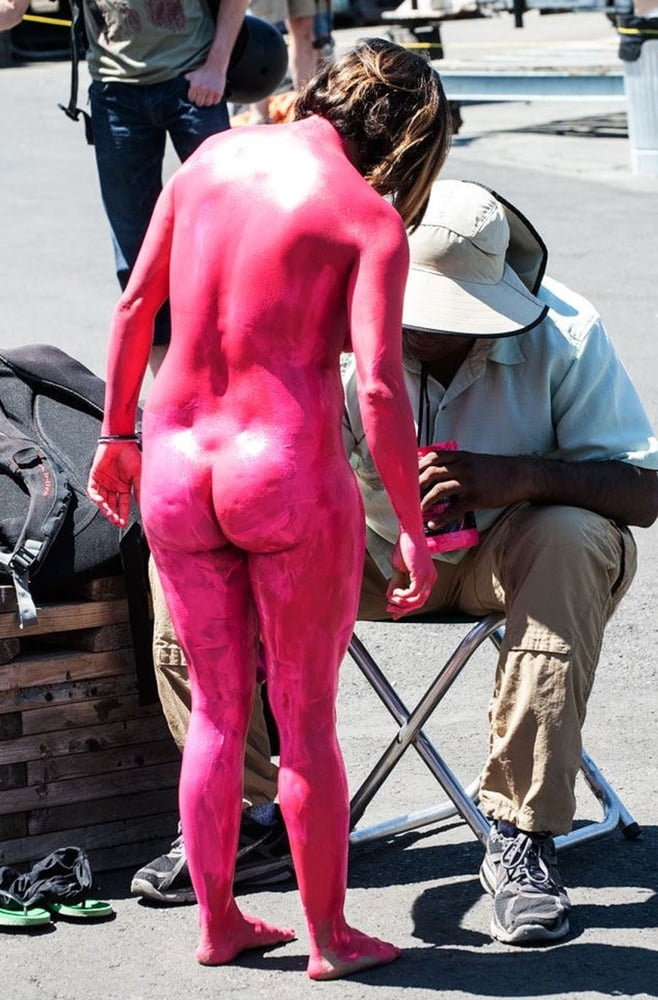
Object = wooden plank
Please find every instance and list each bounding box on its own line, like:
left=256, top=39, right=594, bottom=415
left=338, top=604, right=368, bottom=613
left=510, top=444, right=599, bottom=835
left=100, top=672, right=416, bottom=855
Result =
left=0, top=712, right=172, bottom=766
left=0, top=597, right=130, bottom=639
left=0, top=810, right=180, bottom=869
left=20, top=692, right=155, bottom=736
left=0, top=811, right=28, bottom=840
left=1, top=671, right=139, bottom=715
left=0, top=760, right=26, bottom=790
left=37, top=622, right=133, bottom=652
left=0, top=637, right=20, bottom=664
left=0, top=760, right=181, bottom=815
left=0, top=586, right=17, bottom=613
left=0, top=647, right=135, bottom=695
left=0, top=712, right=22, bottom=740
left=76, top=576, right=126, bottom=601
left=88, top=836, right=179, bottom=874
left=26, top=739, right=179, bottom=785
left=29, top=786, right=180, bottom=836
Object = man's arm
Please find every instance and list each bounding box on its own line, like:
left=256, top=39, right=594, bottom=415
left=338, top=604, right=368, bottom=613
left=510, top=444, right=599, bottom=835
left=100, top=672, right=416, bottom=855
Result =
left=0, top=0, right=30, bottom=31
left=419, top=450, right=658, bottom=530
left=186, top=0, right=249, bottom=107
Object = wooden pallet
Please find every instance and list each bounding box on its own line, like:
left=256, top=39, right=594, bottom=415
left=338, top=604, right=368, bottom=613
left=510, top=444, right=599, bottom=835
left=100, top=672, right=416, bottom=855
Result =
left=0, top=579, right=180, bottom=873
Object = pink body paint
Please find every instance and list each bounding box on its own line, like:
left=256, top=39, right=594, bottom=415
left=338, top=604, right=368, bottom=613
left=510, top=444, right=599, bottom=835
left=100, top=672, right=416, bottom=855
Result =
left=88, top=115, right=436, bottom=978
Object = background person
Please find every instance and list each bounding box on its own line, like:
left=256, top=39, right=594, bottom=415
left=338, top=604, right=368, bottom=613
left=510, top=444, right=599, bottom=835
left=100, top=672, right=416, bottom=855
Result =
left=245, top=0, right=331, bottom=125
left=87, top=39, right=450, bottom=979
left=0, top=0, right=248, bottom=372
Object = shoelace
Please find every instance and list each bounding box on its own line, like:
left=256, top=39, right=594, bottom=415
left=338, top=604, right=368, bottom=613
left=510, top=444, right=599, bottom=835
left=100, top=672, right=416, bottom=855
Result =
left=167, top=836, right=185, bottom=861
left=500, top=833, right=558, bottom=892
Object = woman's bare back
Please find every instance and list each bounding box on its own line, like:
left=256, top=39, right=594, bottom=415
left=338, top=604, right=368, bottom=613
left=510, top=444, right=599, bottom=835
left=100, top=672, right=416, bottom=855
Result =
left=142, top=116, right=406, bottom=552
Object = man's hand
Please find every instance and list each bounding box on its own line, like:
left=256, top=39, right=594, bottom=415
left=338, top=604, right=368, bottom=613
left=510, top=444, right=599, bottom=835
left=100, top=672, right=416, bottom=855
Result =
left=418, top=447, right=658, bottom=529
left=185, top=62, right=227, bottom=106
left=418, top=448, right=528, bottom=530
left=87, top=442, right=142, bottom=529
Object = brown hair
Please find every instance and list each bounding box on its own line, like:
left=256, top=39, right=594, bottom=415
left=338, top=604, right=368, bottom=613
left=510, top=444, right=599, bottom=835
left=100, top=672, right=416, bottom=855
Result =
left=293, top=38, right=451, bottom=230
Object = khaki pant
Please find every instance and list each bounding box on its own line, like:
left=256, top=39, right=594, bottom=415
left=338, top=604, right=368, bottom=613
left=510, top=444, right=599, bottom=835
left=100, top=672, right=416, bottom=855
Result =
left=359, top=503, right=637, bottom=835
left=151, top=503, right=636, bottom=835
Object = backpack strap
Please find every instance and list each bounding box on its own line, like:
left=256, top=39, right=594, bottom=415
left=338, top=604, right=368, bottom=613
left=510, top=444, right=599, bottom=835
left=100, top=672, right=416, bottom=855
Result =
left=119, top=523, right=157, bottom=705
left=0, top=415, right=71, bottom=628
left=58, top=0, right=94, bottom=145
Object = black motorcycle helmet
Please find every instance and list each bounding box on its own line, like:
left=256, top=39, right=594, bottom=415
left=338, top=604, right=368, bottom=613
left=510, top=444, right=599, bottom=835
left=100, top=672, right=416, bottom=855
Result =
left=227, top=15, right=289, bottom=104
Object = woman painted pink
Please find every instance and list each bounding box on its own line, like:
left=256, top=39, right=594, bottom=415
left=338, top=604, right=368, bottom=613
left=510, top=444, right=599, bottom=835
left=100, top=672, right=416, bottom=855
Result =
left=88, top=39, right=451, bottom=979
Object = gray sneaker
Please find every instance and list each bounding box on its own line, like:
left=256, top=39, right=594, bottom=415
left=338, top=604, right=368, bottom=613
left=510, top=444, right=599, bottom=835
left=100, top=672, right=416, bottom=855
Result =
left=130, top=832, right=195, bottom=905
left=131, top=807, right=293, bottom=905
left=480, top=825, right=571, bottom=945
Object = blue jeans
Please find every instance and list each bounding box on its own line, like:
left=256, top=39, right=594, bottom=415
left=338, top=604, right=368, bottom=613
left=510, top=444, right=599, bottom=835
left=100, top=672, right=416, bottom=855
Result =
left=89, top=75, right=230, bottom=345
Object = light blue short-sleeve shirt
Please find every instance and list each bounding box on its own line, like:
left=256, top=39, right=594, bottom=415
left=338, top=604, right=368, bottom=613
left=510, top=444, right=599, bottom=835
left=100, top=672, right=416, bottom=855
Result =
left=342, top=276, right=658, bottom=564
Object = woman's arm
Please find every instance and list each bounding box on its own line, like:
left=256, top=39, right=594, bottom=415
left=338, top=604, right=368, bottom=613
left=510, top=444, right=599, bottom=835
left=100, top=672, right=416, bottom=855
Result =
left=88, top=179, right=175, bottom=527
left=349, top=209, right=436, bottom=615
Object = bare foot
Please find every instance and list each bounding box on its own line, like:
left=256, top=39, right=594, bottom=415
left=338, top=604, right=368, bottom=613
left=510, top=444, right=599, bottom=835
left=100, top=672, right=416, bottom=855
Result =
left=196, top=911, right=296, bottom=966
left=307, top=926, right=401, bottom=981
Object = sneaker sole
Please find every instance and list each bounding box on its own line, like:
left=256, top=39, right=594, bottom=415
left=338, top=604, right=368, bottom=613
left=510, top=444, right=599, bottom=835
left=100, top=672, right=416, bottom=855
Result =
left=131, top=860, right=293, bottom=904
left=490, top=911, right=570, bottom=946
left=130, top=877, right=196, bottom=905
left=479, top=858, right=497, bottom=897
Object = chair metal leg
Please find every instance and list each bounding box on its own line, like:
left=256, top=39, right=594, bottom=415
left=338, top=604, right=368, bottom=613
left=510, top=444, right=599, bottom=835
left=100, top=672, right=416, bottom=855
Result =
left=348, top=614, right=504, bottom=845
left=347, top=614, right=641, bottom=852
left=555, top=748, right=641, bottom=852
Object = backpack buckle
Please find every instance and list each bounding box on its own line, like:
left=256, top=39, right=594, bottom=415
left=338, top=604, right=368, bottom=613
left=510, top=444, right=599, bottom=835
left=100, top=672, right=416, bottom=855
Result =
left=9, top=539, right=43, bottom=575
left=12, top=445, right=43, bottom=470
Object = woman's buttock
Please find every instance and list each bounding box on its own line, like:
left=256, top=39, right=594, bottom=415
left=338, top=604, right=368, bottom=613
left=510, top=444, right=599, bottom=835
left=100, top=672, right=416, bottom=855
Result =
left=140, top=426, right=359, bottom=555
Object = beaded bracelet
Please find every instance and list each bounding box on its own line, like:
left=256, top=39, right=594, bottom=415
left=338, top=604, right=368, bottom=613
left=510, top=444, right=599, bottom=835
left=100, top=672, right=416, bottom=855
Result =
left=97, top=434, right=141, bottom=444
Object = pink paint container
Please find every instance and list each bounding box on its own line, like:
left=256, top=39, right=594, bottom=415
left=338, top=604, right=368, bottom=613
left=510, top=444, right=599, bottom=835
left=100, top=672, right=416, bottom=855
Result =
left=418, top=441, right=479, bottom=555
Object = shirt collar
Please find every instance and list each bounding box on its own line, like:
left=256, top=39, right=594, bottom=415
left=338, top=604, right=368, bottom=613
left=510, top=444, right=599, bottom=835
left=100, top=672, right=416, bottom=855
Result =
left=402, top=333, right=526, bottom=375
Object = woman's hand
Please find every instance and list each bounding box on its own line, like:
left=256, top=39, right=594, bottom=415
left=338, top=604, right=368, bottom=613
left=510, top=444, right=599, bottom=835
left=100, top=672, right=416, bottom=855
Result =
left=386, top=530, right=437, bottom=620
left=87, top=442, right=142, bottom=528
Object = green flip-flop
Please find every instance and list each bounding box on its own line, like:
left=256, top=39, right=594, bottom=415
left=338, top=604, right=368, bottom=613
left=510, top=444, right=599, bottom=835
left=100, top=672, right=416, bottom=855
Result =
left=46, top=898, right=114, bottom=921
left=0, top=889, right=51, bottom=929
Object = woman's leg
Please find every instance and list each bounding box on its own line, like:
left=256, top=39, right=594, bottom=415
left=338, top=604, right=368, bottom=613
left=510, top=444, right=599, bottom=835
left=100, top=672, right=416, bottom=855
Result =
left=149, top=541, right=295, bottom=964
left=249, top=504, right=400, bottom=980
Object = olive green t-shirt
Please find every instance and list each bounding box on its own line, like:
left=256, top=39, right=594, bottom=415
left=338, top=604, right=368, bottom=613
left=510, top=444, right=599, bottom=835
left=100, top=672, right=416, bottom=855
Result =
left=85, top=0, right=215, bottom=84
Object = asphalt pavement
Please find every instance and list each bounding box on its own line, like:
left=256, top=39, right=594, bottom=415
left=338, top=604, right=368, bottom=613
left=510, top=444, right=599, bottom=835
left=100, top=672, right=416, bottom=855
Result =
left=0, top=10, right=657, bottom=1000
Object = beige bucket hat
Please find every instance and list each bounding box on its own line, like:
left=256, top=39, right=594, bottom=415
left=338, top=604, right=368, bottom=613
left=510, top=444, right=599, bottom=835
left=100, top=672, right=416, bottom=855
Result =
left=402, top=179, right=549, bottom=337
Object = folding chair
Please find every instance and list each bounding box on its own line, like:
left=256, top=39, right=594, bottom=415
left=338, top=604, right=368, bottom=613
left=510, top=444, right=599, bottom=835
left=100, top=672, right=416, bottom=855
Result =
left=347, top=611, right=641, bottom=853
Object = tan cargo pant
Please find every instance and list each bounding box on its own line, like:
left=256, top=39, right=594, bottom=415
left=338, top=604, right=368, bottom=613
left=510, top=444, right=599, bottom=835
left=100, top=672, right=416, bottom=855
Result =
left=358, top=503, right=637, bottom=835
left=149, top=560, right=279, bottom=808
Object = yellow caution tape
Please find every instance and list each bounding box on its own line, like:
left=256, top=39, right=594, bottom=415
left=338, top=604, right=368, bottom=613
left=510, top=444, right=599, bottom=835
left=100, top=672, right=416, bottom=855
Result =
left=617, top=26, right=658, bottom=35
left=22, top=13, right=72, bottom=26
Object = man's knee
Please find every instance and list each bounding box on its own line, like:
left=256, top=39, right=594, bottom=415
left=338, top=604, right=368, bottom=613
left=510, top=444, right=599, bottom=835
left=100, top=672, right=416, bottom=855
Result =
left=504, top=505, right=635, bottom=592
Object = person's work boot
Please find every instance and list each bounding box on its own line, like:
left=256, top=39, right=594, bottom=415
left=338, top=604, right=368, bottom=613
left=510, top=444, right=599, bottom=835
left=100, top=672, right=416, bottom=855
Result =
left=479, top=823, right=571, bottom=945
left=130, top=805, right=293, bottom=905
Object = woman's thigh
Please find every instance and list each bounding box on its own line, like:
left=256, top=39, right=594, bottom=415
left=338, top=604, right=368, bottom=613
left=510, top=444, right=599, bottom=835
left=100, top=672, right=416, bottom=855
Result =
left=249, top=474, right=365, bottom=708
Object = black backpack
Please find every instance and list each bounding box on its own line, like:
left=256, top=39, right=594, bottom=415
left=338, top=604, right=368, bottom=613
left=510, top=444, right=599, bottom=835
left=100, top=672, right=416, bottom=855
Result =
left=0, top=344, right=137, bottom=626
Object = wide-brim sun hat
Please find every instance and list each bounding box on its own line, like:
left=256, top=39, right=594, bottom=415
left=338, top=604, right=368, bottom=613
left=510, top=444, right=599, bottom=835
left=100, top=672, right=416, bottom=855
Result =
left=402, top=179, right=549, bottom=338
